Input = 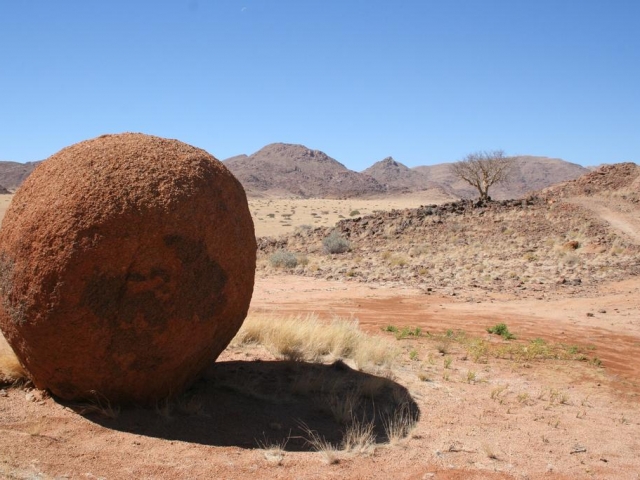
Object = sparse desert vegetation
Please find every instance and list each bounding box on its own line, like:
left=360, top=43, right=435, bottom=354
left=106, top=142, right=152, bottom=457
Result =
left=232, top=313, right=398, bottom=368
left=256, top=196, right=640, bottom=299
left=1, top=164, right=640, bottom=479
left=248, top=194, right=452, bottom=237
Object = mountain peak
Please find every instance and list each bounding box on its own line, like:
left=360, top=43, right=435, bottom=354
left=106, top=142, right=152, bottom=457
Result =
left=224, top=144, right=383, bottom=198
left=362, top=157, right=427, bottom=192
left=251, top=143, right=342, bottom=166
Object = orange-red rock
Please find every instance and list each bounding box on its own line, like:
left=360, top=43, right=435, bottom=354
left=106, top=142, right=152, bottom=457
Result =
left=0, top=133, right=256, bottom=404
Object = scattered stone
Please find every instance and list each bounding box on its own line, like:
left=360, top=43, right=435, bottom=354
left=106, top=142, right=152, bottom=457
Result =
left=0, top=389, right=7, bottom=397
left=563, top=240, right=580, bottom=250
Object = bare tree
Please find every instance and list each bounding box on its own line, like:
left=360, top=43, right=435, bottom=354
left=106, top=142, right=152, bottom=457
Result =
left=450, top=150, right=515, bottom=201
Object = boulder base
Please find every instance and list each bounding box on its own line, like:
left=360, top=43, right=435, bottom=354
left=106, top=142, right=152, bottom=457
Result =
left=0, top=133, right=256, bottom=404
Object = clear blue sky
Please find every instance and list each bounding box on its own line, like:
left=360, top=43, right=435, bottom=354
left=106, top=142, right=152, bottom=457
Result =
left=1, top=1, right=638, bottom=170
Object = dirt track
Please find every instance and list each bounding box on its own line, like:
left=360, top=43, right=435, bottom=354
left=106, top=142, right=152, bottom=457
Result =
left=567, top=196, right=640, bottom=244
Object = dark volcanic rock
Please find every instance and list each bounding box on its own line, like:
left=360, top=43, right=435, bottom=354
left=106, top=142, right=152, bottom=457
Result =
left=0, top=133, right=256, bottom=404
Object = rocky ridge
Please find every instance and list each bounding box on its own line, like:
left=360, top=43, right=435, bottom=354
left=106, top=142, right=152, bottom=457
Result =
left=362, top=156, right=446, bottom=194
left=257, top=191, right=640, bottom=298
left=414, top=156, right=589, bottom=200
left=543, top=162, right=640, bottom=201
left=0, top=161, right=40, bottom=192
left=225, top=143, right=385, bottom=198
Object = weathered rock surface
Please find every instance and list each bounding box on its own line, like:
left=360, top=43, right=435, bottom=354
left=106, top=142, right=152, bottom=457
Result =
left=0, top=133, right=256, bottom=404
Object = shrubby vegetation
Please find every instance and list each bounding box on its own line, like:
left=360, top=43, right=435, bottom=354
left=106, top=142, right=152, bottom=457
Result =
left=323, top=231, right=350, bottom=254
left=269, top=249, right=298, bottom=268
left=487, top=323, right=516, bottom=340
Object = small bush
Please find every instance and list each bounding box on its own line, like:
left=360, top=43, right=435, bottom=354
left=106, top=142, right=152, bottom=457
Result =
left=323, top=231, right=351, bottom=254
left=269, top=250, right=298, bottom=268
left=389, top=255, right=408, bottom=267
left=487, top=323, right=515, bottom=340
left=295, top=224, right=313, bottom=234
left=350, top=210, right=361, bottom=216
left=395, top=326, right=421, bottom=340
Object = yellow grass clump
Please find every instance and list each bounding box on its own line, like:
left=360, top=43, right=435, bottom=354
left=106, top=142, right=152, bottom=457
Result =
left=232, top=314, right=398, bottom=369
left=0, top=333, right=27, bottom=385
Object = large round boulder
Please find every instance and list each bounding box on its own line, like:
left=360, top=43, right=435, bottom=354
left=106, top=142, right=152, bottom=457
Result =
left=0, top=133, right=256, bottom=404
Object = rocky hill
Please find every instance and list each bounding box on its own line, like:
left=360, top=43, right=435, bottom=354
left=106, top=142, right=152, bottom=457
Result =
left=224, top=143, right=385, bottom=198
left=414, top=156, right=589, bottom=200
left=362, top=157, right=449, bottom=194
left=542, top=162, right=640, bottom=201
left=0, top=161, right=40, bottom=192
left=256, top=163, right=640, bottom=298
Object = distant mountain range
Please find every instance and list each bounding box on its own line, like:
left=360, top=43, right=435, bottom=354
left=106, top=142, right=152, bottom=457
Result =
left=411, top=155, right=590, bottom=200
left=0, top=143, right=591, bottom=199
left=224, top=143, right=589, bottom=199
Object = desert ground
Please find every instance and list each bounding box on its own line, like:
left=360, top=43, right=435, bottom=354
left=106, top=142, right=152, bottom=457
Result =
left=249, top=191, right=453, bottom=237
left=1, top=172, right=640, bottom=479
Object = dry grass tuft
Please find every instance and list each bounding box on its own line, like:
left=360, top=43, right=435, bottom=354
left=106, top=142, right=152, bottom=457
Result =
left=0, top=333, right=27, bottom=385
left=382, top=402, right=418, bottom=445
left=74, top=391, right=121, bottom=419
left=342, top=415, right=376, bottom=455
left=257, top=437, right=288, bottom=465
left=324, top=389, right=361, bottom=424
left=299, top=422, right=340, bottom=464
left=233, top=314, right=398, bottom=368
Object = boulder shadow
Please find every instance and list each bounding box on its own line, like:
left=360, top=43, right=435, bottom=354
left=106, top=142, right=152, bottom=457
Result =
left=69, top=360, right=420, bottom=451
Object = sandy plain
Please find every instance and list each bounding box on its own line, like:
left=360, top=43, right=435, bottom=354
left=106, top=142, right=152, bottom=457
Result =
left=249, top=191, right=453, bottom=237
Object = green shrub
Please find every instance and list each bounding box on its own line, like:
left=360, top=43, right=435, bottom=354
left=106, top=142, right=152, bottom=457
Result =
left=350, top=210, right=361, bottom=216
left=323, top=231, right=351, bottom=254
left=269, top=250, right=298, bottom=268
left=486, top=323, right=515, bottom=340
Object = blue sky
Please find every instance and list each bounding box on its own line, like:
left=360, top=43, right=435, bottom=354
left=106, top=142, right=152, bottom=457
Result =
left=1, top=1, right=638, bottom=170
